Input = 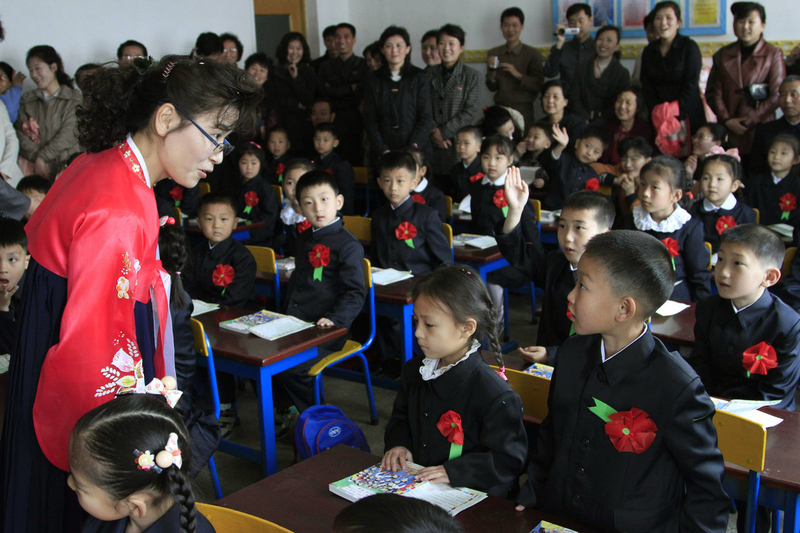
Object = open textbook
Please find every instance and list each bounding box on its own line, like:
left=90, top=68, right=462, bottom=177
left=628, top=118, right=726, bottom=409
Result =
left=220, top=310, right=314, bottom=340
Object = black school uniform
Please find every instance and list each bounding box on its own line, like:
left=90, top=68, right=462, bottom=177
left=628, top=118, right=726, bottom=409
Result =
left=264, top=153, right=291, bottom=186
left=690, top=291, right=800, bottom=410
left=690, top=197, right=757, bottom=252
left=384, top=346, right=528, bottom=497
left=539, top=149, right=613, bottom=211
left=315, top=150, right=356, bottom=216
left=153, top=179, right=200, bottom=217
left=370, top=197, right=451, bottom=275
left=0, top=272, right=23, bottom=355
left=449, top=156, right=482, bottom=202
left=81, top=503, right=215, bottom=533
left=625, top=206, right=711, bottom=302
left=235, top=176, right=281, bottom=248
left=411, top=178, right=446, bottom=222
left=186, top=236, right=256, bottom=309
left=279, top=218, right=366, bottom=411
left=518, top=329, right=730, bottom=533
left=744, top=169, right=800, bottom=227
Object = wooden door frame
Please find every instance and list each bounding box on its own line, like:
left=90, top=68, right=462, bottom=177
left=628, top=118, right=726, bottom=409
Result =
left=253, top=0, right=306, bottom=37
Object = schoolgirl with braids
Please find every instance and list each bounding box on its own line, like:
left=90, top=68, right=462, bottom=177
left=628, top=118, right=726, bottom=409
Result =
left=382, top=265, right=527, bottom=498
left=69, top=394, right=215, bottom=533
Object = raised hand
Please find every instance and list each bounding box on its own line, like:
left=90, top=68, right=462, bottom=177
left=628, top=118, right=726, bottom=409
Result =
left=551, top=124, right=569, bottom=148
left=504, top=166, right=529, bottom=211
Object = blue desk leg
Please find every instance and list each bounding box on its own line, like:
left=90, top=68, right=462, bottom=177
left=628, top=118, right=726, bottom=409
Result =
left=785, top=493, right=799, bottom=533
left=402, top=303, right=413, bottom=363
left=256, top=365, right=277, bottom=477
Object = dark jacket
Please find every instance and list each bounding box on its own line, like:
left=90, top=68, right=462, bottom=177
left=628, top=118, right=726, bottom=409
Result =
left=749, top=117, right=800, bottom=175
left=539, top=149, right=612, bottom=211
left=411, top=178, right=446, bottom=222
left=315, top=151, right=355, bottom=216
left=81, top=503, right=215, bottom=533
left=154, top=179, right=200, bottom=218
left=272, top=63, right=316, bottom=153
left=689, top=198, right=757, bottom=252
left=571, top=58, right=631, bottom=123
left=449, top=157, right=482, bottom=202
left=186, top=236, right=257, bottom=309
left=744, top=168, right=800, bottom=227
left=236, top=176, right=281, bottom=248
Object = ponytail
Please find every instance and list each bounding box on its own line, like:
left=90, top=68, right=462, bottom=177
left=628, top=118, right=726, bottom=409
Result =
left=25, top=45, right=73, bottom=89
left=168, top=466, right=198, bottom=533
left=158, top=225, right=191, bottom=310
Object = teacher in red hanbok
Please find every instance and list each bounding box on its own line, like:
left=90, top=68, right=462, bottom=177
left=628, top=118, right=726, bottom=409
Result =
left=0, top=56, right=260, bottom=533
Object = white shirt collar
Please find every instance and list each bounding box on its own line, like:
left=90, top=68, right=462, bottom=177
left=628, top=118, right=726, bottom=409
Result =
left=126, top=133, right=151, bottom=187
left=390, top=71, right=402, bottom=82
left=481, top=170, right=508, bottom=187
left=632, top=204, right=691, bottom=233
left=391, top=195, right=412, bottom=209
left=419, top=340, right=480, bottom=381
left=702, top=194, right=737, bottom=212
left=463, top=157, right=477, bottom=168
left=280, top=204, right=306, bottom=225
left=773, top=172, right=788, bottom=185
left=731, top=296, right=760, bottom=314
left=600, top=324, right=647, bottom=363
left=312, top=216, right=340, bottom=232
left=414, top=177, right=429, bottom=192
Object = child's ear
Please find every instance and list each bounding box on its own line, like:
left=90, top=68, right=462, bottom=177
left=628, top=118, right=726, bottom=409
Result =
left=333, top=138, right=340, bottom=148
left=615, top=295, right=638, bottom=323
left=335, top=193, right=344, bottom=211
left=461, top=317, right=477, bottom=338
left=763, top=266, right=781, bottom=288
left=330, top=112, right=336, bottom=122
left=543, top=139, right=552, bottom=149
left=671, top=187, right=683, bottom=204
left=286, top=140, right=291, bottom=149
left=24, top=254, right=30, bottom=270
left=730, top=180, right=741, bottom=193
left=420, top=165, right=428, bottom=178
left=123, top=493, right=151, bottom=519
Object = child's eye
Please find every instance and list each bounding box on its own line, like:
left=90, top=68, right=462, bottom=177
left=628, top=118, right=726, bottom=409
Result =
left=576, top=225, right=585, bottom=230
left=426, top=323, right=435, bottom=328
left=580, top=283, right=587, bottom=290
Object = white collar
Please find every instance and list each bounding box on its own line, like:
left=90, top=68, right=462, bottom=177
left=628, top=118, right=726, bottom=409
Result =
left=600, top=324, right=647, bottom=363
left=419, top=340, right=480, bottom=381
left=481, top=170, right=508, bottom=187
left=731, top=295, right=760, bottom=314
left=414, top=177, right=429, bottom=192
left=463, top=157, right=477, bottom=168
left=312, top=216, right=340, bottom=232
left=773, top=172, right=788, bottom=185
left=391, top=196, right=412, bottom=209
left=569, top=262, right=577, bottom=271
left=702, top=194, right=737, bottom=212
left=632, top=204, right=691, bottom=232
left=390, top=71, right=402, bottom=81
left=280, top=204, right=306, bottom=225
left=126, top=133, right=151, bottom=187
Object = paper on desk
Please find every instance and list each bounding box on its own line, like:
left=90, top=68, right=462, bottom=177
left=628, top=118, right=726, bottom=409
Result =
left=739, top=409, right=784, bottom=428
left=458, top=194, right=471, bottom=214
left=371, top=268, right=414, bottom=286
left=655, top=300, right=690, bottom=316
left=452, top=235, right=496, bottom=249
left=191, top=300, right=220, bottom=317
left=519, top=166, right=539, bottom=185
left=769, top=223, right=793, bottom=238
left=250, top=316, right=314, bottom=341
left=711, top=398, right=784, bottom=428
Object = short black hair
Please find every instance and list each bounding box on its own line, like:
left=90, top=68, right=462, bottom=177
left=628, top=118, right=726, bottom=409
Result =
left=541, top=79, right=570, bottom=101
left=643, top=9, right=656, bottom=29
left=377, top=150, right=417, bottom=176
left=699, top=123, right=728, bottom=144
left=17, top=175, right=51, bottom=195
left=438, top=24, right=466, bottom=47
left=480, top=134, right=515, bottom=158
left=0, top=62, right=11, bottom=81
left=322, top=25, right=337, bottom=39
left=654, top=1, right=682, bottom=21
left=731, top=2, right=765, bottom=23
left=596, top=25, right=621, bottom=43
left=197, top=192, right=237, bottom=213
left=482, top=106, right=515, bottom=138
left=566, top=3, right=592, bottom=18
left=405, top=146, right=429, bottom=176
left=457, top=126, right=482, bottom=143
left=579, top=126, right=609, bottom=150
left=332, top=494, right=465, bottom=533
left=313, top=122, right=338, bottom=138
left=421, top=30, right=438, bottom=42
left=295, top=169, right=340, bottom=198
left=618, top=136, right=653, bottom=158
left=283, top=158, right=316, bottom=176
left=336, top=23, right=356, bottom=38
left=501, top=7, right=525, bottom=25
left=562, top=191, right=615, bottom=230
left=0, top=217, right=26, bottom=253
left=276, top=32, right=311, bottom=66
left=700, top=153, right=743, bottom=183
left=721, top=224, right=784, bottom=269
left=528, top=120, right=555, bottom=144
left=220, top=32, right=244, bottom=61
left=584, top=230, right=675, bottom=319
left=267, top=125, right=289, bottom=139
left=194, top=32, right=223, bottom=57
left=116, top=39, right=147, bottom=60
left=769, top=133, right=800, bottom=156
left=244, top=52, right=272, bottom=71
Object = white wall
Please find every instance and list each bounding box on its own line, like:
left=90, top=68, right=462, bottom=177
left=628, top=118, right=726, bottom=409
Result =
left=1, top=0, right=256, bottom=92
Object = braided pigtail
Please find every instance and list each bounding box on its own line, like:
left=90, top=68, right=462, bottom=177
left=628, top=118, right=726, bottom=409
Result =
left=168, top=466, right=198, bottom=533
left=480, top=289, right=505, bottom=369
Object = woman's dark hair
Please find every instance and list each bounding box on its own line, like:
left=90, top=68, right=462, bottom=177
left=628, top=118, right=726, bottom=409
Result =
left=26, top=45, right=73, bottom=89
left=70, top=394, right=197, bottom=533
left=480, top=134, right=516, bottom=158
left=699, top=153, right=743, bottom=184
left=0, top=62, right=13, bottom=81
left=482, top=106, right=515, bottom=139
left=654, top=1, right=682, bottom=21
left=244, top=52, right=273, bottom=73
left=437, top=24, right=466, bottom=47
left=541, top=79, right=570, bottom=102
left=379, top=25, right=411, bottom=49
left=731, top=2, right=765, bottom=23
left=640, top=155, right=691, bottom=208
left=158, top=225, right=191, bottom=310
left=219, top=32, right=244, bottom=61
left=596, top=25, right=622, bottom=60
left=697, top=123, right=728, bottom=145
left=412, top=265, right=504, bottom=368
left=276, top=32, right=311, bottom=66
left=615, top=88, right=642, bottom=117
left=617, top=135, right=653, bottom=158
left=194, top=32, right=222, bottom=58
left=332, top=493, right=465, bottom=533
left=237, top=141, right=265, bottom=173
left=75, top=63, right=101, bottom=92
left=421, top=30, right=438, bottom=43
left=76, top=55, right=262, bottom=153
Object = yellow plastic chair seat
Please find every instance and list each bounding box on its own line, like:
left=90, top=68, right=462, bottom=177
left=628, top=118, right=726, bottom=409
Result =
left=197, top=503, right=294, bottom=533
left=309, top=340, right=363, bottom=376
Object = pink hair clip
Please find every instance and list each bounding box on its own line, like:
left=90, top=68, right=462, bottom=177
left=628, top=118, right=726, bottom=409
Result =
left=134, top=449, right=158, bottom=472
left=706, top=145, right=741, bottom=162
left=249, top=141, right=262, bottom=150
left=159, top=216, right=176, bottom=227
left=145, top=376, right=183, bottom=408
left=162, top=60, right=178, bottom=82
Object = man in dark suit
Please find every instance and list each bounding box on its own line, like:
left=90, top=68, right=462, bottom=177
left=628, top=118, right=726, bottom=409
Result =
left=750, top=76, right=800, bottom=174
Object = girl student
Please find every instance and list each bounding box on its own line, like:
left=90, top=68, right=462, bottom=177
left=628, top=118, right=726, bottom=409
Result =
left=690, top=153, right=756, bottom=252
left=235, top=142, right=281, bottom=248
left=744, top=133, right=800, bottom=227
left=382, top=265, right=527, bottom=497
left=684, top=123, right=727, bottom=181
left=69, top=394, right=215, bottom=533
left=626, top=155, right=712, bottom=302
left=407, top=146, right=446, bottom=222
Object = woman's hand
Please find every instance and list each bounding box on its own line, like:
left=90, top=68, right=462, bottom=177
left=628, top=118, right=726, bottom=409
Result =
left=287, top=63, right=298, bottom=79
left=381, top=446, right=413, bottom=472
left=619, top=173, right=637, bottom=196
left=416, top=465, right=450, bottom=484
left=684, top=155, right=698, bottom=177
left=430, top=128, right=451, bottom=149
left=726, top=117, right=748, bottom=136
left=519, top=346, right=548, bottom=364
left=551, top=124, right=569, bottom=148
left=34, top=157, right=51, bottom=178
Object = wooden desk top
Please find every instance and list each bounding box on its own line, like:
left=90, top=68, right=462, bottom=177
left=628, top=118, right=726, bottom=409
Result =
left=649, top=302, right=696, bottom=347
left=216, top=445, right=598, bottom=533
left=454, top=245, right=503, bottom=263
left=184, top=220, right=265, bottom=236
left=195, top=308, right=346, bottom=367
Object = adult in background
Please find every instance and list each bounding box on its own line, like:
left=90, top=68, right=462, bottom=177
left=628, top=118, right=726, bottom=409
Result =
left=273, top=32, right=316, bottom=154
left=420, top=30, right=441, bottom=71
left=116, top=39, right=147, bottom=67
left=544, top=3, right=595, bottom=87
left=428, top=24, right=482, bottom=182
left=600, top=89, right=655, bottom=165
left=16, top=45, right=82, bottom=179
left=364, top=26, right=433, bottom=163
left=540, top=79, right=587, bottom=150
left=485, top=7, right=544, bottom=133
left=220, top=32, right=244, bottom=66
left=640, top=1, right=705, bottom=136
left=749, top=76, right=800, bottom=174
left=317, top=23, right=368, bottom=166
left=194, top=31, right=223, bottom=61
left=311, top=25, right=338, bottom=72
left=707, top=1, right=784, bottom=166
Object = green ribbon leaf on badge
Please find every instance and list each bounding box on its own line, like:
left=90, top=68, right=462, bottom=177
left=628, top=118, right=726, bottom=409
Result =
left=588, top=397, right=618, bottom=423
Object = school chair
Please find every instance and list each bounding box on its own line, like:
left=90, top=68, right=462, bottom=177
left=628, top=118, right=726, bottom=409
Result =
left=246, top=245, right=281, bottom=310
left=754, top=208, right=760, bottom=224
left=704, top=242, right=713, bottom=270
left=190, top=319, right=224, bottom=500
left=445, top=195, right=453, bottom=225
left=272, top=184, right=284, bottom=208
left=342, top=215, right=372, bottom=244
left=353, top=166, right=370, bottom=216
left=490, top=366, right=551, bottom=422
left=308, top=258, right=379, bottom=425
left=196, top=503, right=294, bottom=533
left=782, top=247, right=797, bottom=280
left=199, top=182, right=211, bottom=198
left=442, top=222, right=454, bottom=262
left=713, top=409, right=767, bottom=533
left=172, top=206, right=184, bottom=229
left=598, top=184, right=612, bottom=197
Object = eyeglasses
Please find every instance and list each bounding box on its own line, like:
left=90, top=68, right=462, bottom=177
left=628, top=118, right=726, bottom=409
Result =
left=620, top=155, right=644, bottom=164
left=122, top=55, right=145, bottom=62
left=223, top=48, right=238, bottom=54
left=161, top=101, right=234, bottom=156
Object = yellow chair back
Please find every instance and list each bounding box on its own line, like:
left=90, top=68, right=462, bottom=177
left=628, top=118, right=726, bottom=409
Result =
left=246, top=245, right=278, bottom=276
left=199, top=182, right=211, bottom=198
left=196, top=503, right=295, bottom=533
left=753, top=208, right=760, bottom=224
left=353, top=166, right=369, bottom=185
left=173, top=206, right=184, bottom=229
left=713, top=410, right=766, bottom=472
left=343, top=216, right=372, bottom=243
left=530, top=198, right=542, bottom=223
left=272, top=185, right=284, bottom=206
left=445, top=195, right=453, bottom=218
left=492, top=366, right=551, bottom=421
left=782, top=247, right=797, bottom=280
left=598, top=184, right=612, bottom=196
left=442, top=222, right=453, bottom=250
left=190, top=318, right=209, bottom=358
left=704, top=241, right=713, bottom=270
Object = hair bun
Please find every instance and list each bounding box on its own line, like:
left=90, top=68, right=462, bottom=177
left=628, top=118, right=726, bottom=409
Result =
left=132, top=56, right=154, bottom=76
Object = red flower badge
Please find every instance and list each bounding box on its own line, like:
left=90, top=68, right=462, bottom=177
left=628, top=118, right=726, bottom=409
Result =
left=244, top=191, right=258, bottom=214
left=308, top=244, right=331, bottom=281
left=169, top=186, right=183, bottom=207
left=604, top=408, right=658, bottom=454
left=660, top=237, right=680, bottom=269
left=493, top=190, right=509, bottom=217
left=469, top=172, right=485, bottom=183
left=715, top=216, right=736, bottom=235
left=780, top=193, right=796, bottom=221
left=297, top=219, right=311, bottom=233
left=436, top=411, right=464, bottom=460
left=567, top=309, right=575, bottom=336
left=742, top=342, right=778, bottom=377
left=584, top=178, right=600, bottom=191
left=396, top=222, right=417, bottom=249
left=212, top=264, right=235, bottom=296
left=324, top=168, right=334, bottom=175
left=411, top=193, right=426, bottom=204
left=276, top=163, right=286, bottom=183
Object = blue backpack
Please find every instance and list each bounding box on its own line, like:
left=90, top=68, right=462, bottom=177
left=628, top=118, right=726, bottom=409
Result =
left=294, top=405, right=370, bottom=460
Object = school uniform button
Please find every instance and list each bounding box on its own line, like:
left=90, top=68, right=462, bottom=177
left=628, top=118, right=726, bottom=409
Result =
left=577, top=467, right=585, bottom=475
left=392, top=125, right=400, bottom=129
left=581, top=438, right=590, bottom=447
left=572, top=494, right=581, bottom=504
left=422, top=443, right=427, bottom=449
left=597, top=371, right=607, bottom=383
left=423, top=412, right=429, bottom=418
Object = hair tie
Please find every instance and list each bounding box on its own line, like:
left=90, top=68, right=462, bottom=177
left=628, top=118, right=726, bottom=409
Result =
left=134, top=432, right=182, bottom=473
left=162, top=60, right=179, bottom=83
left=145, top=376, right=183, bottom=408
left=249, top=141, right=262, bottom=150
left=495, top=365, right=508, bottom=381
left=706, top=145, right=741, bottom=162
left=159, top=216, right=176, bottom=227
left=459, top=267, right=472, bottom=275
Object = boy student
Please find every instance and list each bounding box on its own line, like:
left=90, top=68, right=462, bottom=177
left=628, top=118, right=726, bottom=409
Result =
left=540, top=124, right=615, bottom=210
left=449, top=126, right=482, bottom=202
left=516, top=120, right=554, bottom=190
left=313, top=122, right=355, bottom=216
left=498, top=171, right=613, bottom=365
left=690, top=224, right=800, bottom=410
left=0, top=217, right=29, bottom=356
left=516, top=230, right=731, bottom=533
left=15, top=175, right=50, bottom=220
left=280, top=158, right=315, bottom=257
left=265, top=126, right=292, bottom=185
left=277, top=170, right=366, bottom=417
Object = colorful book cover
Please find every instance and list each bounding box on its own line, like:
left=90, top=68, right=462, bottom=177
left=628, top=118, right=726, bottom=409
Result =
left=523, top=363, right=554, bottom=379
left=530, top=521, right=579, bottom=533
left=219, top=310, right=283, bottom=333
